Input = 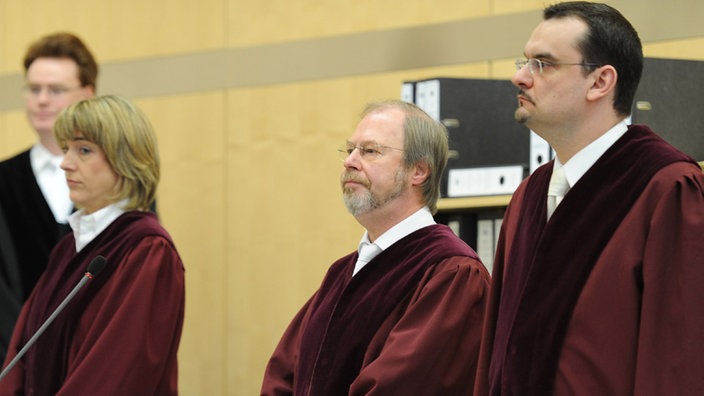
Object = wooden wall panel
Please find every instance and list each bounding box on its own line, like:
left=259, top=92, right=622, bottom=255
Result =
left=225, top=80, right=370, bottom=394
left=2, top=0, right=226, bottom=71
left=135, top=93, right=226, bottom=396
left=644, top=37, right=704, bottom=60
left=227, top=0, right=492, bottom=47
left=1, top=0, right=703, bottom=394
left=491, top=0, right=553, bottom=14
left=0, top=110, right=33, bottom=158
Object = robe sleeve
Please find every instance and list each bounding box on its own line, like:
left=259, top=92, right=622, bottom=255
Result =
left=635, top=169, right=704, bottom=394
left=349, top=256, right=490, bottom=395
left=260, top=297, right=315, bottom=396
left=56, top=236, right=185, bottom=395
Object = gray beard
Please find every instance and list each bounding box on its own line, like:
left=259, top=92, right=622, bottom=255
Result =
left=343, top=167, right=407, bottom=216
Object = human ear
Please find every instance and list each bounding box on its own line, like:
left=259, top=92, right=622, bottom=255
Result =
left=586, top=65, right=617, bottom=102
left=411, top=161, right=430, bottom=186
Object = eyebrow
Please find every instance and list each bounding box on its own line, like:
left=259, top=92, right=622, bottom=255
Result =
left=346, top=139, right=381, bottom=146
left=526, top=52, right=558, bottom=62
left=26, top=83, right=70, bottom=87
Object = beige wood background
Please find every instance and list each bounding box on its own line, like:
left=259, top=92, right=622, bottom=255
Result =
left=1, top=0, right=703, bottom=394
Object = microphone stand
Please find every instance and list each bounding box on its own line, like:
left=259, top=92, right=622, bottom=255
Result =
left=0, top=256, right=106, bottom=382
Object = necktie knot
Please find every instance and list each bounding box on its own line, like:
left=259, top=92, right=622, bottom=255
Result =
left=548, top=167, right=569, bottom=197
left=358, top=242, right=381, bottom=264
left=353, top=242, right=382, bottom=275
left=547, top=167, right=569, bottom=219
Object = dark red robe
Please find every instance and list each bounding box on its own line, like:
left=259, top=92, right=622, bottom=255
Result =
left=476, top=125, right=704, bottom=395
left=261, top=224, right=490, bottom=395
left=0, top=211, right=185, bottom=396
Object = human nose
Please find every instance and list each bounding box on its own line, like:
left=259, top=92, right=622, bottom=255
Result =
left=34, top=88, right=53, bottom=103
left=60, top=151, right=75, bottom=172
left=512, top=65, right=533, bottom=89
left=342, top=148, right=362, bottom=169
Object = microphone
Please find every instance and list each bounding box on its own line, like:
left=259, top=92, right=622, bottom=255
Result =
left=0, top=255, right=107, bottom=382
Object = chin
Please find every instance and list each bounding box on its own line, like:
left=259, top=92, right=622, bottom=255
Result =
left=514, top=109, right=530, bottom=124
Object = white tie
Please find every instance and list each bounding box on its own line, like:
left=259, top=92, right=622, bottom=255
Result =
left=547, top=167, right=569, bottom=219
left=353, top=242, right=382, bottom=275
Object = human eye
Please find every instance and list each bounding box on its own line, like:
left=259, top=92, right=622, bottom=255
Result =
left=24, top=85, right=42, bottom=95
left=361, top=145, right=382, bottom=157
left=538, top=59, right=557, bottom=70
left=78, top=146, right=93, bottom=156
left=49, top=86, right=69, bottom=96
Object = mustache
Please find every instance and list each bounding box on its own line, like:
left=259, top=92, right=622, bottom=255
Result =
left=517, top=89, right=534, bottom=103
left=340, top=171, right=370, bottom=188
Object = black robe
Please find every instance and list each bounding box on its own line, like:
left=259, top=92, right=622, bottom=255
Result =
left=0, top=204, right=21, bottom=361
left=0, top=149, right=71, bottom=300
left=0, top=149, right=70, bottom=362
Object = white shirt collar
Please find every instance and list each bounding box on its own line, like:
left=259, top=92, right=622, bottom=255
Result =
left=353, top=207, right=436, bottom=275
left=556, top=119, right=629, bottom=187
left=29, top=142, right=62, bottom=172
left=68, top=200, right=128, bottom=252
left=368, top=206, right=436, bottom=250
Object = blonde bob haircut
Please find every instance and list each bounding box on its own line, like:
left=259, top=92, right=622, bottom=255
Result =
left=54, top=95, right=159, bottom=211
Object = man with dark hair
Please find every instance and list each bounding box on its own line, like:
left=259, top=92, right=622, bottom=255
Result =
left=476, top=2, right=704, bottom=395
left=0, top=32, right=97, bottom=359
left=262, top=100, right=490, bottom=395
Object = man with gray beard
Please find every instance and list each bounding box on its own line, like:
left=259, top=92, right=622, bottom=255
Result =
left=261, top=99, right=490, bottom=396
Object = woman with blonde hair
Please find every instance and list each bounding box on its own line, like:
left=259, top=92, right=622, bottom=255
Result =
left=0, top=95, right=185, bottom=395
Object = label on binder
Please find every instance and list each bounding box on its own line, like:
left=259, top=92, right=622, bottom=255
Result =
left=447, top=165, right=524, bottom=197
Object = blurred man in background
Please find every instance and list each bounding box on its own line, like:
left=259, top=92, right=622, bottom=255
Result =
left=0, top=32, right=97, bottom=359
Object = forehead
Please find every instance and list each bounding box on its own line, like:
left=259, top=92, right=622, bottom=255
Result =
left=25, top=57, right=81, bottom=84
left=65, top=133, right=101, bottom=149
left=525, top=17, right=588, bottom=60
left=64, top=131, right=88, bottom=142
left=352, top=107, right=405, bottom=145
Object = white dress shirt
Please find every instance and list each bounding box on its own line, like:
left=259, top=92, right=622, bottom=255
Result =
left=353, top=207, right=436, bottom=276
left=30, top=143, right=72, bottom=223
left=68, top=200, right=127, bottom=252
left=555, top=120, right=629, bottom=190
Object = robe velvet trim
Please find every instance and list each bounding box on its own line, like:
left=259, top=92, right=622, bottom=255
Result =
left=295, top=224, right=478, bottom=396
left=489, top=125, right=697, bottom=395
left=20, top=211, right=175, bottom=395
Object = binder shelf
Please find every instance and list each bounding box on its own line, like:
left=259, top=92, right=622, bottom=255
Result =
left=437, top=195, right=512, bottom=212
left=438, top=159, right=703, bottom=212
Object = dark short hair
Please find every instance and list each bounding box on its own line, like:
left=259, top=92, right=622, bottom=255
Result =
left=544, top=1, right=643, bottom=116
left=24, top=32, right=98, bottom=89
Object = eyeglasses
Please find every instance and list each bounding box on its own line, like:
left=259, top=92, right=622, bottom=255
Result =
left=22, top=84, right=83, bottom=99
left=515, top=58, right=600, bottom=75
left=337, top=142, right=404, bottom=161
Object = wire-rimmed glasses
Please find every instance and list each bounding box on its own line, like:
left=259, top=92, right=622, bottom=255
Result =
left=515, top=58, right=600, bottom=75
left=337, top=142, right=404, bottom=161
